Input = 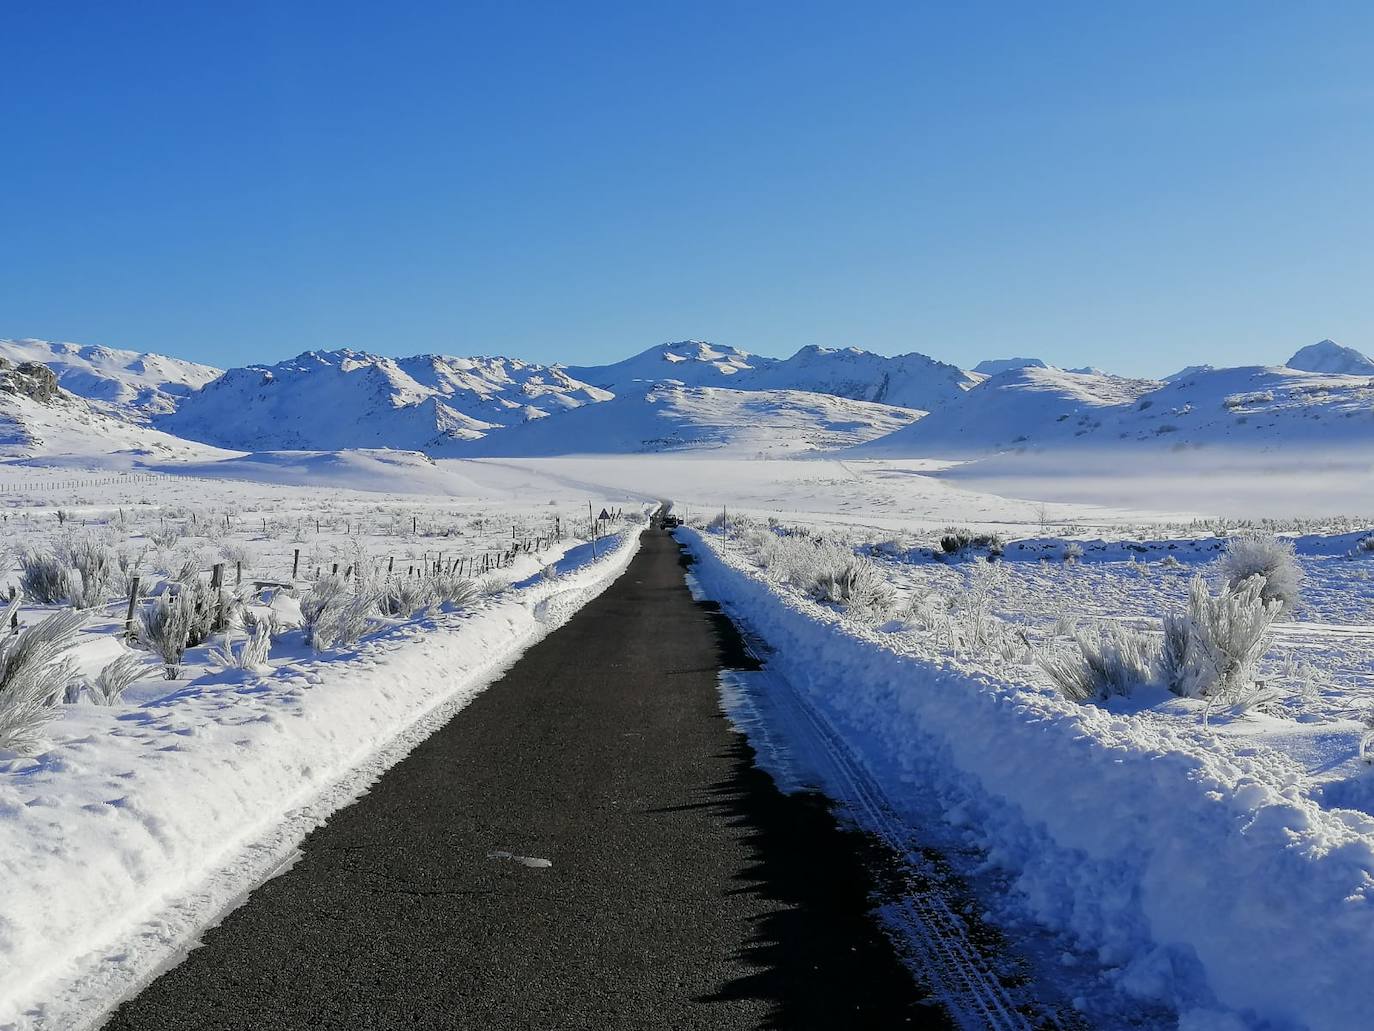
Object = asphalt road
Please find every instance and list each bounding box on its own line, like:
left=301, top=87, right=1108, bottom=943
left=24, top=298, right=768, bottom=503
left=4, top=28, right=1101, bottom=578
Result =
left=105, top=528, right=944, bottom=1030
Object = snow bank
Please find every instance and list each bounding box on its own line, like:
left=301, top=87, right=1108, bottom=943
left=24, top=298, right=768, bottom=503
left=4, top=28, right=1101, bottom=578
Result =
left=680, top=528, right=1374, bottom=1030
left=0, top=521, right=644, bottom=1030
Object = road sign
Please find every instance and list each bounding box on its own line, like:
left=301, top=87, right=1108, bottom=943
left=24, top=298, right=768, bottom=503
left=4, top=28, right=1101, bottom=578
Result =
left=598, top=508, right=611, bottom=521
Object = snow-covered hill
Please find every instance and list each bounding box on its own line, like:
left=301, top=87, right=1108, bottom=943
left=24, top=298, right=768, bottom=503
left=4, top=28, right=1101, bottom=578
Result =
left=565, top=341, right=758, bottom=392
left=0, top=366, right=230, bottom=464
left=570, top=341, right=978, bottom=411
left=454, top=383, right=924, bottom=457
left=858, top=363, right=1374, bottom=458
left=0, top=338, right=221, bottom=419
left=738, top=345, right=978, bottom=410
left=1286, top=339, right=1374, bottom=376
left=160, top=349, right=610, bottom=452
left=853, top=366, right=1160, bottom=458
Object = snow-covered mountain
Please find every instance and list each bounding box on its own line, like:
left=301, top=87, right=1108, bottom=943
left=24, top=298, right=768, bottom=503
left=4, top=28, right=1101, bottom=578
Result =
left=0, top=338, right=222, bottom=419
left=454, top=383, right=924, bottom=457
left=854, top=366, right=1159, bottom=458
left=160, top=349, right=611, bottom=452
left=565, top=341, right=758, bottom=392
left=857, top=363, right=1374, bottom=458
left=570, top=341, right=978, bottom=412
left=738, top=345, right=978, bottom=410
left=972, top=357, right=1047, bottom=376
left=1286, top=339, right=1374, bottom=376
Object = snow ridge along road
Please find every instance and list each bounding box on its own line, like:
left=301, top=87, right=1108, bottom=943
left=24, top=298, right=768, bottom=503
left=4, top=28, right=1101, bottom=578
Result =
left=101, top=528, right=940, bottom=1030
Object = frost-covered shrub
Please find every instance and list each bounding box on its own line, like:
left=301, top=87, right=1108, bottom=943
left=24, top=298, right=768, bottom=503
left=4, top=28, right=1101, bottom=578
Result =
left=89, top=653, right=153, bottom=704
left=813, top=558, right=894, bottom=622
left=1062, top=542, right=1084, bottom=564
left=137, top=591, right=196, bottom=679
left=19, top=550, right=70, bottom=604
left=61, top=536, right=118, bottom=609
left=1162, top=575, right=1281, bottom=707
left=301, top=574, right=379, bottom=650
left=218, top=541, right=254, bottom=568
left=951, top=560, right=1004, bottom=649
left=0, top=601, right=87, bottom=753
left=540, top=563, right=559, bottom=581
left=430, top=571, right=478, bottom=609
left=1038, top=624, right=1160, bottom=703
left=209, top=618, right=273, bottom=672
left=939, top=528, right=1003, bottom=557
left=147, top=525, right=181, bottom=550
left=307, top=593, right=380, bottom=651
left=1219, top=531, right=1302, bottom=617
left=380, top=578, right=436, bottom=618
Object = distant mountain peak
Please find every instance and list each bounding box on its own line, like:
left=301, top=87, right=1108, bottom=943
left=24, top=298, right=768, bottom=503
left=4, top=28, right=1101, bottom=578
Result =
left=973, top=357, right=1048, bottom=376
left=1286, top=339, right=1374, bottom=376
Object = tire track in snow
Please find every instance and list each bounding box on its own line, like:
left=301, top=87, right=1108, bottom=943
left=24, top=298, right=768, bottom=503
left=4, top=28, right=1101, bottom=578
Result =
left=724, top=624, right=1078, bottom=1031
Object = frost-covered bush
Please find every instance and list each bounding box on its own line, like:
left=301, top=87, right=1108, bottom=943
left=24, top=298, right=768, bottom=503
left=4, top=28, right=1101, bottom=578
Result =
left=137, top=591, right=196, bottom=679
left=380, top=578, right=436, bottom=618
left=307, top=593, right=380, bottom=651
left=60, top=536, right=118, bottom=609
left=0, top=601, right=87, bottom=753
left=301, top=574, right=379, bottom=650
left=939, top=528, right=1003, bottom=557
left=1037, top=625, right=1159, bottom=703
left=813, top=558, right=894, bottom=622
left=209, top=617, right=273, bottom=672
left=1162, top=575, right=1281, bottom=707
left=951, top=560, right=1004, bottom=649
left=1218, top=531, right=1302, bottom=617
left=430, top=571, right=478, bottom=609
left=89, top=653, right=153, bottom=704
left=19, top=550, right=70, bottom=604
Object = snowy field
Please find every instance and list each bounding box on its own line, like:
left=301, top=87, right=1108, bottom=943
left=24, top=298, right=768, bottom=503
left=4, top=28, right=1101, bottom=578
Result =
left=0, top=459, right=647, bottom=1030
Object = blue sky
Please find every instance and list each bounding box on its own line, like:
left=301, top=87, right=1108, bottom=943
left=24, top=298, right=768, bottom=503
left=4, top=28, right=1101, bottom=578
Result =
left=2, top=1, right=1371, bottom=376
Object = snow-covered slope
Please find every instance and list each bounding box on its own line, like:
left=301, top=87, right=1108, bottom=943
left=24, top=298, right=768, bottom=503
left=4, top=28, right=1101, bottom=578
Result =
left=0, top=338, right=222, bottom=419
left=565, top=341, right=759, bottom=392
left=1286, top=338, right=1374, bottom=376
left=971, top=357, right=1047, bottom=376
left=0, top=384, right=231, bottom=465
left=860, top=362, right=1374, bottom=459
left=160, top=349, right=610, bottom=452
left=853, top=366, right=1159, bottom=458
left=738, top=345, right=978, bottom=410
left=455, top=383, right=924, bottom=457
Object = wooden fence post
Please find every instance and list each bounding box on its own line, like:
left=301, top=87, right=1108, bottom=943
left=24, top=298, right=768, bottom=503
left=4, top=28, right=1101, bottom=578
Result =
left=293, top=549, right=300, bottom=578
left=125, top=577, right=140, bottom=639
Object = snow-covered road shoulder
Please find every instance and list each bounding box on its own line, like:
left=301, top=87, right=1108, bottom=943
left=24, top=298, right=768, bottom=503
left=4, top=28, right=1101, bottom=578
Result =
left=0, top=522, right=644, bottom=1031
left=679, top=527, right=1374, bottom=1031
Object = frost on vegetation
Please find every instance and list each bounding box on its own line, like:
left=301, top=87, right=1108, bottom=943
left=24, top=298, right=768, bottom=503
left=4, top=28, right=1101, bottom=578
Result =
left=1038, top=624, right=1159, bottom=703
left=739, top=525, right=893, bottom=622
left=300, top=573, right=386, bottom=651
left=89, top=653, right=154, bottom=704
left=380, top=578, right=436, bottom=618
left=1218, top=531, right=1303, bottom=617
left=1162, top=575, right=1282, bottom=708
left=0, top=599, right=88, bottom=753
left=1062, top=542, right=1084, bottom=564
left=60, top=535, right=117, bottom=609
left=1040, top=574, right=1282, bottom=711
left=137, top=590, right=196, bottom=680
left=209, top=617, right=274, bottom=672
left=939, top=527, right=1004, bottom=557
left=19, top=549, right=70, bottom=605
